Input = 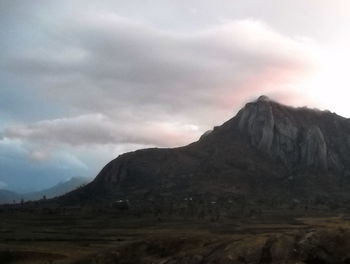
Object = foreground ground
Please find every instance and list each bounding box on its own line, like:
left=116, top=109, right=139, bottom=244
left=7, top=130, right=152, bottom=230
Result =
left=0, top=208, right=350, bottom=263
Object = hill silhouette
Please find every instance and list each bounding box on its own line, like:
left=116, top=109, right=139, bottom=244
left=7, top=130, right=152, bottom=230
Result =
left=58, top=96, right=350, bottom=207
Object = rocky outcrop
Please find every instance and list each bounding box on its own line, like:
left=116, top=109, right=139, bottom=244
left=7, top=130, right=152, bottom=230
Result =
left=271, top=116, right=299, bottom=166
left=238, top=96, right=333, bottom=170
left=302, top=126, right=328, bottom=169
left=199, top=129, right=213, bottom=140
left=239, top=96, right=275, bottom=152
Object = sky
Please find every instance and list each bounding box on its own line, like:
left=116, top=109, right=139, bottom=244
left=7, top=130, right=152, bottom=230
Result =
left=1, top=0, right=350, bottom=192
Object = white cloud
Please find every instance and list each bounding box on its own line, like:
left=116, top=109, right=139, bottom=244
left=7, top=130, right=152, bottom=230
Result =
left=3, top=113, right=201, bottom=147
left=29, top=150, right=51, bottom=163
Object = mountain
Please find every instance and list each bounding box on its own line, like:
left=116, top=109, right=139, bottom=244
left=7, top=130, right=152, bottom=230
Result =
left=24, top=177, right=89, bottom=201
left=0, top=189, right=21, bottom=204
left=0, top=177, right=89, bottom=204
left=59, top=96, right=350, bottom=206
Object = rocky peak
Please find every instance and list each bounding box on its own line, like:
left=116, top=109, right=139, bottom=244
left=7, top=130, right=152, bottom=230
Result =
left=256, top=95, right=271, bottom=102
left=237, top=96, right=331, bottom=170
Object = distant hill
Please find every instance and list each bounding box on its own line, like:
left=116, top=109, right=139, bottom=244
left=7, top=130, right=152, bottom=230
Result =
left=0, top=177, right=90, bottom=204
left=0, top=189, right=20, bottom=204
left=58, top=95, right=350, bottom=207
left=23, top=177, right=90, bottom=201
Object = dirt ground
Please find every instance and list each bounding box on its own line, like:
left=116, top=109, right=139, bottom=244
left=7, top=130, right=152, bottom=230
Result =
left=0, top=208, right=349, bottom=263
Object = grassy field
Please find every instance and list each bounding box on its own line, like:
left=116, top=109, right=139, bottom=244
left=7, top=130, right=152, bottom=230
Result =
left=0, top=208, right=349, bottom=263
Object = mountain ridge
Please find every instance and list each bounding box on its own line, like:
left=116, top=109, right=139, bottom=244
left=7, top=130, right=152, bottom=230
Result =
left=57, top=96, right=350, bottom=206
left=0, top=177, right=90, bottom=204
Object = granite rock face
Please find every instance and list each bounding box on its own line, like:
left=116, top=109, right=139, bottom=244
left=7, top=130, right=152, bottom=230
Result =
left=238, top=96, right=275, bottom=153
left=302, top=126, right=328, bottom=169
left=237, top=96, right=340, bottom=170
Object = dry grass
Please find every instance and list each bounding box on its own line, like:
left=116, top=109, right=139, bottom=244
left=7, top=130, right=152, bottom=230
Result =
left=0, top=209, right=350, bottom=263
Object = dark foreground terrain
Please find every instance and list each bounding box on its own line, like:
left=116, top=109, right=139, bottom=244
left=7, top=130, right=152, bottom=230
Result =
left=1, top=207, right=350, bottom=264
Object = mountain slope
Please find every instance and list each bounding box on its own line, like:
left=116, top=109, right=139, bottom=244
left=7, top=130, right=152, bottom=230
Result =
left=60, top=96, right=350, bottom=205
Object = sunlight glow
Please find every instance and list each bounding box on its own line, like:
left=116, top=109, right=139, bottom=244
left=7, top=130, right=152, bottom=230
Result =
left=297, top=48, right=350, bottom=117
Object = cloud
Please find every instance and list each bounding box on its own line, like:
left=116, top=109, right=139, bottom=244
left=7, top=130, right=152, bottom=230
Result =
left=0, top=9, right=320, bottom=191
left=29, top=150, right=51, bottom=163
left=3, top=114, right=201, bottom=147
left=1, top=15, right=318, bottom=126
